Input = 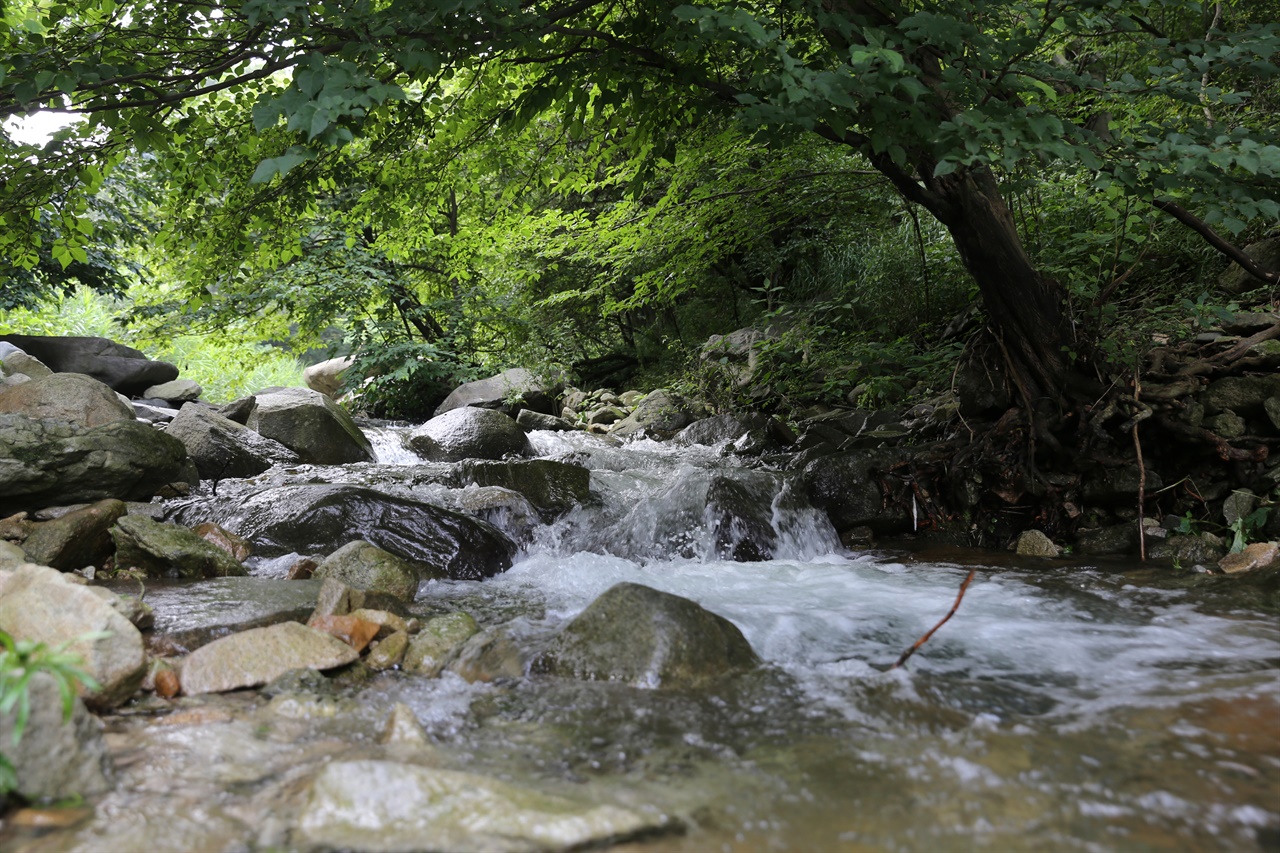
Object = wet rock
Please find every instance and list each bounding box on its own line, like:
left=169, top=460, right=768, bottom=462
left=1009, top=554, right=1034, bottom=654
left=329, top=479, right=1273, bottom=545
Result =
left=538, top=582, right=759, bottom=688
left=246, top=387, right=375, bottom=464
left=409, top=407, right=532, bottom=462
left=452, top=486, right=538, bottom=543
left=260, top=667, right=335, bottom=698
left=1015, top=530, right=1060, bottom=557
left=193, top=522, right=253, bottom=562
left=144, top=577, right=322, bottom=656
left=19, top=498, right=127, bottom=571
left=803, top=449, right=912, bottom=535
left=311, top=576, right=356, bottom=619
left=379, top=702, right=430, bottom=747
left=303, top=355, right=354, bottom=398
left=609, top=389, right=697, bottom=438
left=292, top=759, right=666, bottom=852
left=434, top=367, right=558, bottom=417
left=455, top=459, right=591, bottom=517
left=0, top=371, right=137, bottom=427
left=705, top=476, right=776, bottom=562
left=366, top=630, right=409, bottom=670
left=308, top=613, right=380, bottom=652
left=0, top=414, right=193, bottom=515
left=1219, top=541, right=1280, bottom=575
left=1075, top=523, right=1140, bottom=556
left=348, top=608, right=412, bottom=638
left=0, top=564, right=146, bottom=709
left=180, top=621, right=360, bottom=695
left=676, top=412, right=784, bottom=455
left=315, top=540, right=426, bottom=602
left=87, top=587, right=154, bottom=630
left=287, top=556, right=319, bottom=580
left=176, top=484, right=516, bottom=580
left=587, top=405, right=626, bottom=426
left=111, top=514, right=247, bottom=579
left=132, top=401, right=179, bottom=424
left=403, top=612, right=480, bottom=677
left=0, top=672, right=113, bottom=801
left=515, top=408, right=575, bottom=431
left=0, top=334, right=178, bottom=395
left=165, top=403, right=300, bottom=480
left=445, top=626, right=526, bottom=683
left=1149, top=533, right=1229, bottom=565
left=143, top=378, right=202, bottom=403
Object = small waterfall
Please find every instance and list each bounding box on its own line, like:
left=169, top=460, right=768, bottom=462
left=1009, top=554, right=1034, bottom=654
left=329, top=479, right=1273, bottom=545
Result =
left=362, top=424, right=423, bottom=464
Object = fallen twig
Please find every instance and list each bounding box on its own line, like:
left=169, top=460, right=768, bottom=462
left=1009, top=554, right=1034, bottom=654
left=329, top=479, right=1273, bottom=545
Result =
left=891, top=569, right=977, bottom=670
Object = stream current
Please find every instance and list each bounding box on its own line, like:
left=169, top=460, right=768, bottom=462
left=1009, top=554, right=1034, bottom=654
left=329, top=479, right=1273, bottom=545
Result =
left=10, top=426, right=1280, bottom=851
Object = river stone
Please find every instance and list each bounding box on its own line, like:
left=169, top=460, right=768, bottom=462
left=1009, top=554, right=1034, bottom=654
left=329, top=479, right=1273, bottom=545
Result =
left=218, top=394, right=256, bottom=424
left=705, top=476, right=776, bottom=562
left=379, top=702, right=431, bottom=747
left=143, top=378, right=203, bottom=403
left=515, top=408, right=575, bottom=432
left=180, top=621, right=360, bottom=695
left=111, top=514, right=248, bottom=579
left=1, top=348, right=53, bottom=379
left=165, top=402, right=300, bottom=480
left=1015, top=529, right=1061, bottom=557
left=403, top=612, right=481, bottom=676
left=453, top=486, right=538, bottom=542
left=246, top=387, right=375, bottom=464
left=293, top=759, right=665, bottom=852
left=434, top=367, right=558, bottom=417
left=1219, top=541, right=1280, bottom=574
left=142, top=577, right=323, bottom=656
left=193, top=521, right=253, bottom=561
left=455, top=459, right=591, bottom=516
left=538, top=582, right=759, bottom=688
left=409, top=407, right=532, bottom=462
left=0, top=372, right=137, bottom=428
left=303, top=355, right=355, bottom=398
left=366, top=630, right=409, bottom=670
left=0, top=564, right=146, bottom=709
left=316, top=540, right=424, bottom=602
left=0, top=414, right=193, bottom=516
left=179, top=485, right=517, bottom=580
left=609, top=389, right=697, bottom=438
left=677, top=412, right=780, bottom=455
left=0, top=672, right=113, bottom=801
left=445, top=626, right=526, bottom=683
left=19, top=498, right=127, bottom=571
left=803, top=449, right=912, bottom=535
left=0, top=334, right=179, bottom=395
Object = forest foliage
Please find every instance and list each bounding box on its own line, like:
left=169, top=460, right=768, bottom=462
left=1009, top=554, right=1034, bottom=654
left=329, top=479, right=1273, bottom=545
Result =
left=1, top=0, right=1278, bottom=414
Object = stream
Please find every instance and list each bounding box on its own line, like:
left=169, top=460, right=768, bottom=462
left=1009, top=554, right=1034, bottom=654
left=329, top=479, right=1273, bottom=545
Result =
left=5, top=426, right=1279, bottom=851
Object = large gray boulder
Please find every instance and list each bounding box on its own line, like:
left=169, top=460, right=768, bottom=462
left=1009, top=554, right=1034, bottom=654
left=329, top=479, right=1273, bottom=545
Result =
left=409, top=407, right=532, bottom=462
left=434, top=367, right=558, bottom=417
left=315, top=540, right=426, bottom=602
left=0, top=371, right=136, bottom=427
left=0, top=334, right=178, bottom=395
left=0, top=564, right=147, bottom=709
left=165, top=403, right=300, bottom=479
left=676, top=412, right=786, bottom=455
left=19, top=498, right=127, bottom=571
left=293, top=760, right=666, bottom=852
left=609, top=389, right=697, bottom=438
left=170, top=484, right=517, bottom=580
left=454, top=459, right=591, bottom=516
left=0, top=414, right=194, bottom=516
left=705, top=476, right=777, bottom=562
left=1, top=346, right=53, bottom=380
left=179, top=621, right=359, bottom=695
left=141, top=378, right=203, bottom=403
left=110, top=514, right=248, bottom=579
left=245, top=387, right=374, bottom=464
left=803, top=449, right=913, bottom=535
left=536, top=582, right=759, bottom=688
left=0, top=672, right=113, bottom=801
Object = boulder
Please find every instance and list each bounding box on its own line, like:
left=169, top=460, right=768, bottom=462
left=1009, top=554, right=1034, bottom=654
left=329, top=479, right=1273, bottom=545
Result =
left=515, top=408, right=576, bottom=432
left=179, top=621, right=360, bottom=695
left=0, top=564, right=146, bottom=709
left=245, top=387, right=374, bottom=464
left=408, top=407, right=532, bottom=462
left=165, top=403, right=300, bottom=479
left=1015, top=530, right=1061, bottom=557
left=0, top=372, right=136, bottom=428
left=1217, top=237, right=1280, bottom=295
left=803, top=449, right=913, bottom=535
left=403, top=612, right=480, bottom=676
left=676, top=412, right=785, bottom=455
left=0, top=334, right=178, bottom=395
left=132, top=401, right=179, bottom=424
left=19, top=498, right=127, bottom=571
left=315, top=540, right=425, bottom=603
left=536, top=582, right=759, bottom=688
left=141, top=378, right=203, bottom=403
left=434, top=367, right=558, bottom=417
left=110, top=514, right=248, bottom=579
left=0, top=672, right=113, bottom=801
left=705, top=476, right=776, bottom=562
left=454, top=459, right=591, bottom=517
left=142, top=577, right=323, bottom=656
left=292, top=760, right=666, bottom=852
left=217, top=395, right=256, bottom=424
left=171, top=484, right=516, bottom=580
left=609, top=389, right=698, bottom=438
left=192, top=522, right=252, bottom=561
left=0, top=414, right=193, bottom=516
left=1201, top=374, right=1280, bottom=416
left=452, top=486, right=539, bottom=543
left=1, top=347, right=53, bottom=380
left=303, top=355, right=355, bottom=399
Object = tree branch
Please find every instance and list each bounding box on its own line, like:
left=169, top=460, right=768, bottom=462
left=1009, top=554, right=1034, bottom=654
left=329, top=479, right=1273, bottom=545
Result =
left=1152, top=199, right=1279, bottom=285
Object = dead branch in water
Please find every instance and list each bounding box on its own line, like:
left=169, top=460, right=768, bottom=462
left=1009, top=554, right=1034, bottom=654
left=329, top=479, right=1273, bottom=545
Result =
left=891, top=569, right=977, bottom=670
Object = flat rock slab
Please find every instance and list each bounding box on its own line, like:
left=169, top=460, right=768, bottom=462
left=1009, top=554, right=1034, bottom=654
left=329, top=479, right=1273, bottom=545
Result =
left=292, top=759, right=670, bottom=852
left=138, top=577, right=323, bottom=655
left=181, top=621, right=358, bottom=695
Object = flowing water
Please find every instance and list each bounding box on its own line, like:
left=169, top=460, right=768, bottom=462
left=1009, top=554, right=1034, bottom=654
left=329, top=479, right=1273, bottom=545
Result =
left=7, top=427, right=1279, bottom=851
